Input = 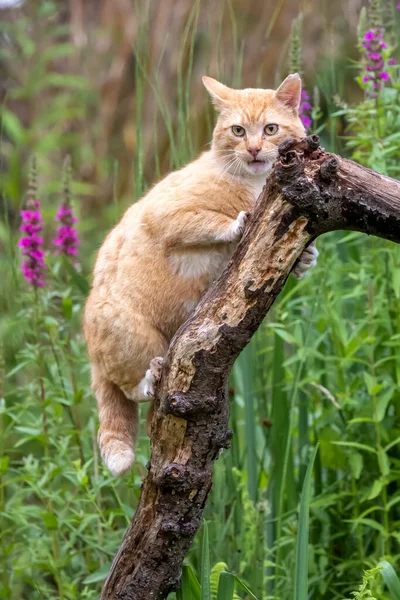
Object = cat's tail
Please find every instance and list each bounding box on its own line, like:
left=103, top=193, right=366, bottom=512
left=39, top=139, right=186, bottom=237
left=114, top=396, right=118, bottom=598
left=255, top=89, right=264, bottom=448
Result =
left=92, top=370, right=138, bottom=476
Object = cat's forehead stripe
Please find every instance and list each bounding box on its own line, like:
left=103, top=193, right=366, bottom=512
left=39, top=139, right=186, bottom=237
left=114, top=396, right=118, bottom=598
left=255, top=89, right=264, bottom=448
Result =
left=229, top=105, right=288, bottom=126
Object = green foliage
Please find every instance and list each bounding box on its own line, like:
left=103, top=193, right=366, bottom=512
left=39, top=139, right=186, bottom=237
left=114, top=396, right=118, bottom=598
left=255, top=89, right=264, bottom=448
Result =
left=347, top=566, right=382, bottom=600
left=294, top=445, right=319, bottom=600
left=2, top=1, right=400, bottom=599
left=379, top=561, right=400, bottom=600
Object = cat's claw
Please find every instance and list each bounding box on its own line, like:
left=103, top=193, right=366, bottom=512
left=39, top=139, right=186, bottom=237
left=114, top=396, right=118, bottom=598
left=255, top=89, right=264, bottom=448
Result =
left=293, top=241, right=319, bottom=279
left=231, top=211, right=249, bottom=241
left=143, top=356, right=164, bottom=398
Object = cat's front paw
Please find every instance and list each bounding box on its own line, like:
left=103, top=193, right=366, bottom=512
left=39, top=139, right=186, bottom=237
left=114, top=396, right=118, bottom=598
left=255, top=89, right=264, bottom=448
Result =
left=231, top=211, right=249, bottom=241
left=293, top=241, right=319, bottom=279
left=143, top=356, right=164, bottom=398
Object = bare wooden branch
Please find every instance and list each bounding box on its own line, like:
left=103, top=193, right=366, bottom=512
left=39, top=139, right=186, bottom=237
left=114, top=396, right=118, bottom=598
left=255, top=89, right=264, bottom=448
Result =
left=100, top=136, right=400, bottom=599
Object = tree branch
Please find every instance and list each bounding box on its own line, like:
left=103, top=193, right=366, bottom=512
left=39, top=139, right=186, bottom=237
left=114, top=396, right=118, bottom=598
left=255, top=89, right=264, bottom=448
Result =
left=100, top=136, right=400, bottom=599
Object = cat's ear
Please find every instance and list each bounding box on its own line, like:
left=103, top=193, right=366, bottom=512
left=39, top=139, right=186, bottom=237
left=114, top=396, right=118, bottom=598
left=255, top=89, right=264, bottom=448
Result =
left=275, top=73, right=302, bottom=112
left=202, top=76, right=232, bottom=110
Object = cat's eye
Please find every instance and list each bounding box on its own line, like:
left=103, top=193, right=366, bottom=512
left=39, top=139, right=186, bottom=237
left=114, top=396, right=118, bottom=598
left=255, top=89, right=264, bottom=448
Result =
left=264, top=124, right=279, bottom=136
left=232, top=125, right=246, bottom=137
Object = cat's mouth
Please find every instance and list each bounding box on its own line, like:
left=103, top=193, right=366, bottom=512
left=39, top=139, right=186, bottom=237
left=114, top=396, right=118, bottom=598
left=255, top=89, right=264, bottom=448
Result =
left=245, top=158, right=270, bottom=174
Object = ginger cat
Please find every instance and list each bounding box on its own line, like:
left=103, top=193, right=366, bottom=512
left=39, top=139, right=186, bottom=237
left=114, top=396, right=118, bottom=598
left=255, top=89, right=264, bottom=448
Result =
left=84, top=73, right=318, bottom=476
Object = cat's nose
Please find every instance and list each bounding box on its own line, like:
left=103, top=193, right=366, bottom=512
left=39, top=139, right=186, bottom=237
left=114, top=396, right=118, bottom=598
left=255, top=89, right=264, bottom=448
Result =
left=247, top=147, right=261, bottom=158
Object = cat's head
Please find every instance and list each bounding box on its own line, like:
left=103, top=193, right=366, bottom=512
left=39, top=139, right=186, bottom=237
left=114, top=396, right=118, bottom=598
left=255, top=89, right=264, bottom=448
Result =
left=203, top=74, right=306, bottom=177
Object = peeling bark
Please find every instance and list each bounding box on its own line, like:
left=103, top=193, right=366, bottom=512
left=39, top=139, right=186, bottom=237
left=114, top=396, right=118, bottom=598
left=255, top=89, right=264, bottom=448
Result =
left=100, top=136, right=400, bottom=600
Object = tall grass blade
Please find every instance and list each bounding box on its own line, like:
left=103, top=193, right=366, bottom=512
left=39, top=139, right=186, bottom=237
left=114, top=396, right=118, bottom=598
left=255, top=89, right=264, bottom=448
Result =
left=294, top=444, right=319, bottom=600
left=380, top=561, right=400, bottom=600
left=216, top=571, right=235, bottom=600
left=236, top=343, right=258, bottom=502
left=177, top=565, right=201, bottom=600
left=233, top=574, right=260, bottom=600
left=200, top=520, right=211, bottom=600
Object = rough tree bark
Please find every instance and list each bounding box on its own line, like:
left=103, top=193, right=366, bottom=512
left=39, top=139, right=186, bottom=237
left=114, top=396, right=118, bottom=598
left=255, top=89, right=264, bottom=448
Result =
left=100, top=136, right=400, bottom=600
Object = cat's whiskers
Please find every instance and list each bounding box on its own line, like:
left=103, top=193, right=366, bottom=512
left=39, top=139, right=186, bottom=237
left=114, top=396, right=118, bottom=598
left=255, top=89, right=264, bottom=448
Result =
left=212, top=155, right=242, bottom=191
left=215, top=156, right=245, bottom=195
left=225, top=157, right=245, bottom=192
left=213, top=152, right=238, bottom=175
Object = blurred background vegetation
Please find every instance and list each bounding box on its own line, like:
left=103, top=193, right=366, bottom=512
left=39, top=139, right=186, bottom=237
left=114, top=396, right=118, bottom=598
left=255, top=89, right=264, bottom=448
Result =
left=1, top=0, right=400, bottom=598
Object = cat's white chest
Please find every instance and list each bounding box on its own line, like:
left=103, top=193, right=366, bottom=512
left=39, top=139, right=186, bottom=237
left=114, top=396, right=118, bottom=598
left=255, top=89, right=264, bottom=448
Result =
left=253, top=182, right=265, bottom=202
left=247, top=176, right=267, bottom=201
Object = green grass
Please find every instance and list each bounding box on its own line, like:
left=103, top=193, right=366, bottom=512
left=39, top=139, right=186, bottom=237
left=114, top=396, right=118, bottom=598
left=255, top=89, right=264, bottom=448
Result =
left=1, top=0, right=400, bottom=598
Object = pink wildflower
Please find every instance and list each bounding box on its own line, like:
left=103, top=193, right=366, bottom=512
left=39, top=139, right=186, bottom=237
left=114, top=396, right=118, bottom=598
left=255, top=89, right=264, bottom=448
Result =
left=19, top=158, right=46, bottom=288
left=361, top=27, right=394, bottom=95
left=299, top=89, right=312, bottom=131
left=53, top=157, right=80, bottom=258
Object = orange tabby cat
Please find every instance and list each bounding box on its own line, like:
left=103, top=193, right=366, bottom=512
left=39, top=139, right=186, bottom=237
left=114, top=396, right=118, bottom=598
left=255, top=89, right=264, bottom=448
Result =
left=84, top=73, right=318, bottom=476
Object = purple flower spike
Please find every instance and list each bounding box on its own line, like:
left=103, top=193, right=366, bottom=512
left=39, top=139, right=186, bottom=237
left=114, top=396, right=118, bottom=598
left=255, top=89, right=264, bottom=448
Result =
left=299, top=89, right=312, bottom=132
left=53, top=156, right=80, bottom=259
left=53, top=225, right=80, bottom=256
left=19, top=157, right=46, bottom=288
left=367, top=51, right=383, bottom=61
left=360, top=22, right=395, bottom=97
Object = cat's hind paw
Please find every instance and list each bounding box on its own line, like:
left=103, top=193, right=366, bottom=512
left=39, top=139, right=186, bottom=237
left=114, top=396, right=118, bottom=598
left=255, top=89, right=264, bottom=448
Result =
left=293, top=241, right=319, bottom=279
left=102, top=439, right=135, bottom=476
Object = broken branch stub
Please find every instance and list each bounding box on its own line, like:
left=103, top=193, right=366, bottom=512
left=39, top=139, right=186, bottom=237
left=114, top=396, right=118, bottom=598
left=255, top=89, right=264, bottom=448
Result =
left=100, top=136, right=400, bottom=600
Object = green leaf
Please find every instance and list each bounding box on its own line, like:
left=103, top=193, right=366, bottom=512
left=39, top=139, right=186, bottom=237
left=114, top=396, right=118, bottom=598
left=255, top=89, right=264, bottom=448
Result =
left=367, top=478, right=384, bottom=500
left=200, top=521, right=211, bottom=600
left=233, top=575, right=259, bottom=600
left=273, top=327, right=298, bottom=345
left=37, top=72, right=91, bottom=92
left=82, top=564, right=111, bottom=584
left=211, top=562, right=229, bottom=599
left=62, top=296, right=73, bottom=320
left=349, top=452, right=363, bottom=480
left=294, top=444, right=319, bottom=600
left=375, top=388, right=393, bottom=422
left=40, top=43, right=76, bottom=63
left=319, top=427, right=347, bottom=470
left=378, top=446, right=390, bottom=477
left=363, top=372, right=378, bottom=395
left=385, top=435, right=400, bottom=452
left=121, top=503, right=134, bottom=519
left=235, top=344, right=258, bottom=502
left=62, top=258, right=89, bottom=295
left=216, top=572, right=235, bottom=600
left=348, top=517, right=388, bottom=538
left=41, top=512, right=58, bottom=530
left=0, top=456, right=9, bottom=475
left=345, top=336, right=361, bottom=358
left=177, top=565, right=201, bottom=600
left=380, top=560, right=400, bottom=600
left=331, top=441, right=377, bottom=454
left=0, top=108, right=25, bottom=144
